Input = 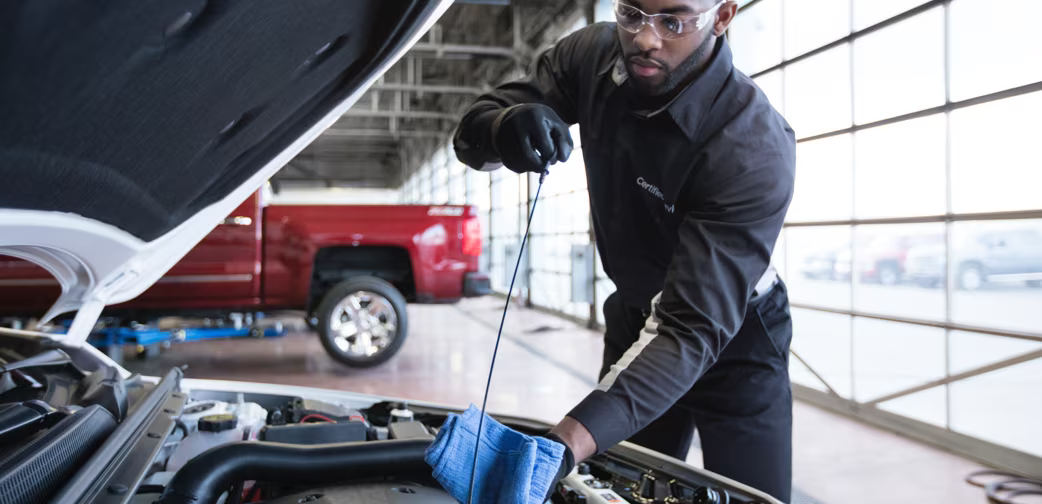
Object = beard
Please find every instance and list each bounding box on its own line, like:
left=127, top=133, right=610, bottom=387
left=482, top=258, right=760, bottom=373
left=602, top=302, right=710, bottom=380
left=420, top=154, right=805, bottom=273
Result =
left=624, top=33, right=718, bottom=98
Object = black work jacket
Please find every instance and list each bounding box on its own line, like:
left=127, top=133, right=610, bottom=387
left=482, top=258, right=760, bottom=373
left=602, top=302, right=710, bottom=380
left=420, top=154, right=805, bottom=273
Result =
left=454, top=22, right=796, bottom=452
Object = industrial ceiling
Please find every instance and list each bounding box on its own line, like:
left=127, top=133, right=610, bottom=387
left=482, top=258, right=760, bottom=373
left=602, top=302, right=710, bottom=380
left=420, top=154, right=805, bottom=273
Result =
left=270, top=0, right=588, bottom=191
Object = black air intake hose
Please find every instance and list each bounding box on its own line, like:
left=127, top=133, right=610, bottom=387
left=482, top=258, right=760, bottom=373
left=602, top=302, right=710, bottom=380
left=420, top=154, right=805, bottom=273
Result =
left=156, top=438, right=432, bottom=504
left=0, top=404, right=116, bottom=504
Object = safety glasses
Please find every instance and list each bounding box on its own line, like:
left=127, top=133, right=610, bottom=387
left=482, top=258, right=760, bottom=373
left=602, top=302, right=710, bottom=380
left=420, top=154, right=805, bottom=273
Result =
left=613, top=0, right=725, bottom=40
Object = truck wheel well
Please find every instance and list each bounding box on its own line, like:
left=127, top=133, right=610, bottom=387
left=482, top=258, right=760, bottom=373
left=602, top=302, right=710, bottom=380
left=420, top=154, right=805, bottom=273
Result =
left=308, top=247, right=415, bottom=311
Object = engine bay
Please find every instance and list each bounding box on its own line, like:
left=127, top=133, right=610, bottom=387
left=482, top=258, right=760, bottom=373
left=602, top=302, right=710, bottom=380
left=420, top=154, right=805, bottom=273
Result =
left=0, top=336, right=778, bottom=504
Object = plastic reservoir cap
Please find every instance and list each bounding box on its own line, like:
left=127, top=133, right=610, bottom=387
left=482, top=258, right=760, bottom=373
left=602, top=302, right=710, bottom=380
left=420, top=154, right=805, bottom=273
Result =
left=198, top=414, right=237, bottom=432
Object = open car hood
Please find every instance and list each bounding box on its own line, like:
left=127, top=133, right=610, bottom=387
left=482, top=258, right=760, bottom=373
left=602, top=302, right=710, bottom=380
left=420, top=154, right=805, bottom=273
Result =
left=0, top=1, right=452, bottom=346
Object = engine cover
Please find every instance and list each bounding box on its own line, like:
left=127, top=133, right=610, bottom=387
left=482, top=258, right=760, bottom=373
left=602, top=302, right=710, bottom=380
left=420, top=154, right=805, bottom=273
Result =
left=263, top=482, right=455, bottom=504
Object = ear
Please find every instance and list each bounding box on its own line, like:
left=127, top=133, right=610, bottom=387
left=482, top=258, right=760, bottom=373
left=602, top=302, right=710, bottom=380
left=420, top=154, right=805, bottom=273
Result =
left=713, top=1, right=738, bottom=36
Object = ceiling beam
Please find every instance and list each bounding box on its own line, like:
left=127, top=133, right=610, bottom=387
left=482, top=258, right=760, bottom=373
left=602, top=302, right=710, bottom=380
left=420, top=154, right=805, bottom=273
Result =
left=305, top=143, right=400, bottom=152
left=271, top=176, right=395, bottom=184
left=408, top=42, right=516, bottom=59
left=370, top=83, right=485, bottom=95
left=323, top=129, right=449, bottom=139
left=341, top=109, right=458, bottom=120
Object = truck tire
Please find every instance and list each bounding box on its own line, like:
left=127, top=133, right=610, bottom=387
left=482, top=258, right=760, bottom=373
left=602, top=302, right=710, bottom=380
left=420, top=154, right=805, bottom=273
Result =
left=316, top=276, right=408, bottom=368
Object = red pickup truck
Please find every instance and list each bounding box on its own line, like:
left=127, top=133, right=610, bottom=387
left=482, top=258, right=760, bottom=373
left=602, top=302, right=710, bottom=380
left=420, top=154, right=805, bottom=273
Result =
left=0, top=189, right=490, bottom=367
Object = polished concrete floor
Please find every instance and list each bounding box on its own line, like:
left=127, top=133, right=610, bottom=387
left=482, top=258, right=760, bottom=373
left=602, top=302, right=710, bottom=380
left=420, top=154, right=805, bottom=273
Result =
left=124, top=297, right=994, bottom=504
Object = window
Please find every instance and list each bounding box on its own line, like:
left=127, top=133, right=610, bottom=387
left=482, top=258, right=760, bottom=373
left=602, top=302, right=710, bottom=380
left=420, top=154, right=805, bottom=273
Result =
left=948, top=333, right=1042, bottom=455
left=876, top=386, right=948, bottom=428
left=852, top=318, right=946, bottom=406
left=853, top=223, right=946, bottom=321
left=432, top=150, right=450, bottom=204
left=784, top=226, right=852, bottom=310
left=790, top=308, right=853, bottom=398
left=854, top=0, right=931, bottom=30
left=950, top=0, right=1042, bottom=101
left=784, top=45, right=851, bottom=138
left=783, top=0, right=850, bottom=59
left=788, top=135, right=852, bottom=222
left=489, top=169, right=523, bottom=293
left=771, top=229, right=788, bottom=280
left=950, top=91, right=1042, bottom=214
left=950, top=356, right=1042, bottom=457
left=448, top=149, right=467, bottom=205
left=528, top=127, right=592, bottom=317
left=854, top=115, right=946, bottom=219
left=753, top=70, right=785, bottom=115
left=729, top=0, right=783, bottom=75
left=853, top=7, right=944, bottom=124
left=728, top=0, right=1042, bottom=471
left=950, top=220, right=1042, bottom=334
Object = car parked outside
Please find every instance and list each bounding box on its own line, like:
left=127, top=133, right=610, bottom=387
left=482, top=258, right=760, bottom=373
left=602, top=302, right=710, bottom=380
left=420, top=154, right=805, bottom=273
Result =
left=906, top=228, right=1042, bottom=290
left=836, top=233, right=945, bottom=286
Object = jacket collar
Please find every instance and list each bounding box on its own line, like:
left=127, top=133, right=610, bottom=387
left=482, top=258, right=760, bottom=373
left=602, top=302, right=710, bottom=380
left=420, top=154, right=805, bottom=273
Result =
left=601, top=35, right=735, bottom=141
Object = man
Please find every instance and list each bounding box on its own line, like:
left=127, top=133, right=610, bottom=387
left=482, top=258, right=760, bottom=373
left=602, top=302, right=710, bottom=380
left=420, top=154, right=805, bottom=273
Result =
left=453, top=0, right=796, bottom=500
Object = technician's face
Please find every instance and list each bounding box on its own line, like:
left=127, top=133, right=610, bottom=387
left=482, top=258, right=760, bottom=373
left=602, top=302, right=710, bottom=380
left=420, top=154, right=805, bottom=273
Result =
left=614, top=0, right=731, bottom=96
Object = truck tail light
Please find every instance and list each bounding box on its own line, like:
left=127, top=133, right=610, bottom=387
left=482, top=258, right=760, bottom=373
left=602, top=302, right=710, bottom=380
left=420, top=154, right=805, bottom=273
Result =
left=462, top=217, right=481, bottom=256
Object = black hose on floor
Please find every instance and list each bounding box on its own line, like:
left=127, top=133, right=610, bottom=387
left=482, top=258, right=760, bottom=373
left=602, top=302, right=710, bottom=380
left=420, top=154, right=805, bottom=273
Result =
left=966, top=469, right=1042, bottom=504
left=156, top=439, right=432, bottom=504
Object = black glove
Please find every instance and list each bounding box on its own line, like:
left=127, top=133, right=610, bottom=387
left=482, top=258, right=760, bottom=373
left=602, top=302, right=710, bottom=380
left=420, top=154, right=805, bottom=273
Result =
left=491, top=103, right=574, bottom=174
left=542, top=432, right=576, bottom=502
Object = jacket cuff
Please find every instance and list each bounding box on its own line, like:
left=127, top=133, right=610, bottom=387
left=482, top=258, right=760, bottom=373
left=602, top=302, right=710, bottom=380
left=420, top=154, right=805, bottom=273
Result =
left=566, top=390, right=631, bottom=454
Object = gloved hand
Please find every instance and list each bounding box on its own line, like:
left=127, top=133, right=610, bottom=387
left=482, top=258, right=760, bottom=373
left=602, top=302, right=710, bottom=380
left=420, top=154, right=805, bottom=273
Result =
left=491, top=103, right=574, bottom=175
left=541, top=432, right=576, bottom=502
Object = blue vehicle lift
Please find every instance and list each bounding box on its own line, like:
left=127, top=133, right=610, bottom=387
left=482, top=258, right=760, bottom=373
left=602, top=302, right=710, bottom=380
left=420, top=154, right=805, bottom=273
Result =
left=83, top=317, right=286, bottom=364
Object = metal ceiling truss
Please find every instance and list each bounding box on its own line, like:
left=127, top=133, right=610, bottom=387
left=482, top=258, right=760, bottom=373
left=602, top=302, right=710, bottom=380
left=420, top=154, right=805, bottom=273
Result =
left=276, top=0, right=582, bottom=189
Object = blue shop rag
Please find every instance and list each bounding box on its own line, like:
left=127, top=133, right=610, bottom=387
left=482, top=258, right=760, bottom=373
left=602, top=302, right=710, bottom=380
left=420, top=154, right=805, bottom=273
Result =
left=424, top=404, right=565, bottom=504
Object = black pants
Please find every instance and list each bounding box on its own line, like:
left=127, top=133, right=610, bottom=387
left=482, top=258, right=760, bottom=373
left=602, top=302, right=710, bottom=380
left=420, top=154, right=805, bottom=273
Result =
left=600, top=282, right=793, bottom=503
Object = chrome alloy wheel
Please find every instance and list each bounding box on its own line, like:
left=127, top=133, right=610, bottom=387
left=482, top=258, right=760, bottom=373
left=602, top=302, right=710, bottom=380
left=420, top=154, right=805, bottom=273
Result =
left=329, top=291, right=398, bottom=358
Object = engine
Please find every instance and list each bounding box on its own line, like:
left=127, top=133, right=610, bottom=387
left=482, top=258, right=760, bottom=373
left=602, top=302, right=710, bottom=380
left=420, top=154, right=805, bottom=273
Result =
left=0, top=342, right=765, bottom=504
left=143, top=394, right=744, bottom=504
left=140, top=396, right=451, bottom=504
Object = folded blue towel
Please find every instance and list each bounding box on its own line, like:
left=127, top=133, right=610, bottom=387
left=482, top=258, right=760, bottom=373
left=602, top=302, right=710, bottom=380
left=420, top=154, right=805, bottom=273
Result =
left=424, top=405, right=565, bottom=504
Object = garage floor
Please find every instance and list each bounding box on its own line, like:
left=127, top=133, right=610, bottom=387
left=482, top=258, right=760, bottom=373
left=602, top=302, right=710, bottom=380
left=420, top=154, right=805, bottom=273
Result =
left=124, top=297, right=992, bottom=504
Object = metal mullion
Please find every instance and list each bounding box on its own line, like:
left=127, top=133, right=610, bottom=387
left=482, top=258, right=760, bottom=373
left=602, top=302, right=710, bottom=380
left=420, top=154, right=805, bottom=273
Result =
left=848, top=0, right=858, bottom=402
left=796, top=79, right=1042, bottom=144
left=942, top=0, right=954, bottom=430
left=778, top=0, right=785, bottom=69
left=752, top=0, right=949, bottom=80
left=791, top=348, right=844, bottom=398
left=789, top=303, right=1042, bottom=343
left=864, top=348, right=1042, bottom=406
left=784, top=209, right=1042, bottom=228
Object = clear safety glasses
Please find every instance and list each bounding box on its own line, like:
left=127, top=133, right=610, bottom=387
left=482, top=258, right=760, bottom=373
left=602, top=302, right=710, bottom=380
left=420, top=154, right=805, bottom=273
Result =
left=613, top=1, right=725, bottom=40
